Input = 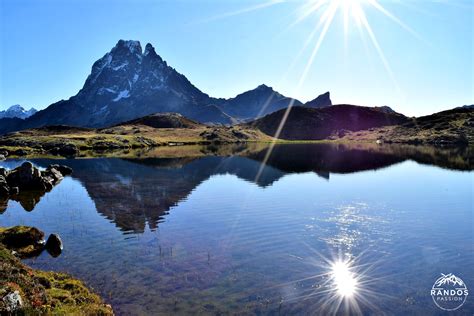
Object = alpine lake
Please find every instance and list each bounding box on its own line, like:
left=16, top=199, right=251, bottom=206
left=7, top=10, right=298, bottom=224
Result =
left=0, top=143, right=472, bottom=315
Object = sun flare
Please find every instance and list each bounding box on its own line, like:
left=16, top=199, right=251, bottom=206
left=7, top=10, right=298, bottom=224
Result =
left=331, top=260, right=358, bottom=298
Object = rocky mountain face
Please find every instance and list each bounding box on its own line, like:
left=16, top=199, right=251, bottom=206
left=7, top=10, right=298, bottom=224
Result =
left=0, top=105, right=37, bottom=119
left=21, top=40, right=228, bottom=129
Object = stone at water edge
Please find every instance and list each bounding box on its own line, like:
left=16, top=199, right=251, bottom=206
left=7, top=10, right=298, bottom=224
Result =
left=45, top=233, right=63, bottom=258
left=5, top=162, right=46, bottom=191
left=2, top=162, right=73, bottom=195
left=0, top=226, right=45, bottom=249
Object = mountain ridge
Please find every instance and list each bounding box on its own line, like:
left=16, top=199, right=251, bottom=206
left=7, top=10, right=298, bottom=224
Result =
left=0, top=40, right=331, bottom=134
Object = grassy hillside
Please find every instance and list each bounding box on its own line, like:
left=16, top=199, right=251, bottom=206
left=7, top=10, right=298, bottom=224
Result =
left=0, top=113, right=273, bottom=157
left=337, top=107, right=473, bottom=145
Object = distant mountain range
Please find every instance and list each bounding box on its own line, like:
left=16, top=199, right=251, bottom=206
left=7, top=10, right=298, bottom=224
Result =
left=0, top=40, right=332, bottom=134
left=0, top=105, right=37, bottom=119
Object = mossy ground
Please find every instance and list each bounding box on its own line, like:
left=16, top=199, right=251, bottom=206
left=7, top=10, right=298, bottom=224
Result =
left=0, top=227, right=113, bottom=315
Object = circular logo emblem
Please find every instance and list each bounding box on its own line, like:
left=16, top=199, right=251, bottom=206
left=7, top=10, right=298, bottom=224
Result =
left=431, top=273, right=469, bottom=311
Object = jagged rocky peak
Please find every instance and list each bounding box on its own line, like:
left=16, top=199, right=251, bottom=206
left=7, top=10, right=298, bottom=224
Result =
left=107, top=39, right=143, bottom=58
left=115, top=39, right=142, bottom=54
left=144, top=43, right=157, bottom=56
left=87, top=40, right=146, bottom=85
left=305, top=91, right=332, bottom=108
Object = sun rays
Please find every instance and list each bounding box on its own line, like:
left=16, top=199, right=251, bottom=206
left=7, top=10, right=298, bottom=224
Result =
left=244, top=0, right=422, bottom=183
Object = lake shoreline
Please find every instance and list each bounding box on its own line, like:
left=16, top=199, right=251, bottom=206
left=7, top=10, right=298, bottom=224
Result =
left=0, top=135, right=471, bottom=159
left=0, top=225, right=114, bottom=314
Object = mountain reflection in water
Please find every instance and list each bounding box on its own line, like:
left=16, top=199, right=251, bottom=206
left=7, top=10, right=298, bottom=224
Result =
left=0, top=143, right=472, bottom=315
left=3, top=143, right=471, bottom=233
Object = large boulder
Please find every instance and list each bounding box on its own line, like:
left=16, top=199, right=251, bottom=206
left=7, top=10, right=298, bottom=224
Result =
left=5, top=162, right=72, bottom=194
left=6, top=162, right=46, bottom=191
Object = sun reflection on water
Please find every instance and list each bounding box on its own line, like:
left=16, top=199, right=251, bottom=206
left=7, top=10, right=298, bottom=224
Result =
left=331, top=260, right=358, bottom=298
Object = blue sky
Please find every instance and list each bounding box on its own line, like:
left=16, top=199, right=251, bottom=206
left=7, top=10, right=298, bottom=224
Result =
left=0, top=0, right=472, bottom=116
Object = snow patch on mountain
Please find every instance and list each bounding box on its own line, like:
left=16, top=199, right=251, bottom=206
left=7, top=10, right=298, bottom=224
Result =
left=113, top=90, right=130, bottom=102
left=113, top=61, right=129, bottom=71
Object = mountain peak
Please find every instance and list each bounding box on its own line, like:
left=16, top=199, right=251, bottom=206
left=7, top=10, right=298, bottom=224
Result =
left=114, top=39, right=142, bottom=55
left=144, top=43, right=156, bottom=56
left=256, top=84, right=272, bottom=91
left=305, top=91, right=332, bottom=108
left=0, top=104, right=37, bottom=119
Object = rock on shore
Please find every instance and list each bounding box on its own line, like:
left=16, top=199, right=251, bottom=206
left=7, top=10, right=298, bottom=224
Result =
left=0, top=162, right=73, bottom=213
left=0, top=226, right=113, bottom=314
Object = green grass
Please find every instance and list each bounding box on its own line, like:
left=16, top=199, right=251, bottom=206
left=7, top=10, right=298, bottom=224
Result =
left=0, top=226, right=113, bottom=314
